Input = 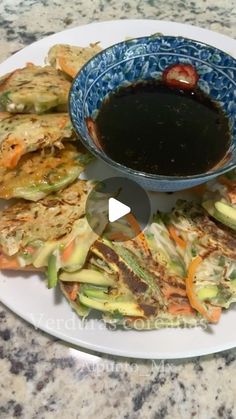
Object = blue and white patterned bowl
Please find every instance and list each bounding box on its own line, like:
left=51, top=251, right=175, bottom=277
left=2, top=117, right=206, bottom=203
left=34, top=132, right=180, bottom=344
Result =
left=69, top=35, right=236, bottom=192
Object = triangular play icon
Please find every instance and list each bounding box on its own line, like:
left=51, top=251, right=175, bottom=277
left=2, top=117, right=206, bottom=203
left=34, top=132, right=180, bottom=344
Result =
left=108, top=197, right=131, bottom=223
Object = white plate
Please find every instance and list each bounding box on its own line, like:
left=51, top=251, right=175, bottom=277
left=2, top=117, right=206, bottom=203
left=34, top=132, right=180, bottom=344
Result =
left=1, top=19, right=236, bottom=359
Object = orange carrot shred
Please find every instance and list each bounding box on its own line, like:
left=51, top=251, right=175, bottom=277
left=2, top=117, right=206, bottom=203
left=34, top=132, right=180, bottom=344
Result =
left=168, top=225, right=187, bottom=249
left=5, top=143, right=24, bottom=169
left=162, top=284, right=187, bottom=299
left=58, top=57, right=76, bottom=78
left=168, top=302, right=194, bottom=315
left=0, top=253, right=20, bottom=269
left=61, top=240, right=75, bottom=263
left=69, top=284, right=79, bottom=301
left=126, top=213, right=150, bottom=256
left=186, top=256, right=221, bottom=323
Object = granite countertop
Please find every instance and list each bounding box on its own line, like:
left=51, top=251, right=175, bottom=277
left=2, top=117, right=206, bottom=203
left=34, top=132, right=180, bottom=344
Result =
left=0, top=1, right=236, bottom=418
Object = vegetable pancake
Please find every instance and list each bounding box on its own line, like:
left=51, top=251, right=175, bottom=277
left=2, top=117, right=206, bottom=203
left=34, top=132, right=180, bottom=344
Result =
left=47, top=43, right=101, bottom=78
left=0, top=180, right=94, bottom=263
left=0, top=112, right=74, bottom=169
left=165, top=200, right=236, bottom=320
left=0, top=63, right=71, bottom=113
left=59, top=233, right=205, bottom=329
left=0, top=143, right=93, bottom=201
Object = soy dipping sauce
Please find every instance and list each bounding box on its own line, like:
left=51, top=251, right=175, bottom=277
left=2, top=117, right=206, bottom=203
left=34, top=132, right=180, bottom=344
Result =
left=94, top=80, right=231, bottom=176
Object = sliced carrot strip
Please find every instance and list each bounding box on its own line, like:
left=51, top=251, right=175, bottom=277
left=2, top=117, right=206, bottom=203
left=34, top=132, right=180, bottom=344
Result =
left=207, top=306, right=222, bottom=323
left=4, top=143, right=24, bottom=169
left=168, top=225, right=187, bottom=249
left=168, top=302, right=194, bottom=315
left=186, top=256, right=221, bottom=323
left=0, top=253, right=43, bottom=271
left=126, top=213, right=150, bottom=256
left=58, top=57, right=76, bottom=78
left=162, top=285, right=186, bottom=299
left=61, top=239, right=75, bottom=263
left=69, top=284, right=79, bottom=301
left=0, top=253, right=20, bottom=269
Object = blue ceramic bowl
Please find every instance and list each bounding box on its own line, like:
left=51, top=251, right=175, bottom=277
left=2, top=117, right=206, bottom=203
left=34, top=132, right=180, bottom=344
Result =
left=69, top=35, right=236, bottom=192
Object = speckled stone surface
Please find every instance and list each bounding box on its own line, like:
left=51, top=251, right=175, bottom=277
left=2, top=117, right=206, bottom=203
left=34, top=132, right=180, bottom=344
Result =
left=0, top=0, right=236, bottom=61
left=0, top=1, right=236, bottom=418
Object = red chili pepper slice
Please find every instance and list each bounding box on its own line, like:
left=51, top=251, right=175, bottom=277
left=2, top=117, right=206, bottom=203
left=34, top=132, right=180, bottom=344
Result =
left=163, top=63, right=199, bottom=90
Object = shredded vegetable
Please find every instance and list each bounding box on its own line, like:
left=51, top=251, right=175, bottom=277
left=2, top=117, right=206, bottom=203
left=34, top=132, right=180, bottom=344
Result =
left=186, top=256, right=221, bottom=323
left=168, top=225, right=187, bottom=249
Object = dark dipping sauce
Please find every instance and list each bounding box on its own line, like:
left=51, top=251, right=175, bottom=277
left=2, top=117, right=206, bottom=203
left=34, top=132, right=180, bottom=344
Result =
left=94, top=80, right=231, bottom=176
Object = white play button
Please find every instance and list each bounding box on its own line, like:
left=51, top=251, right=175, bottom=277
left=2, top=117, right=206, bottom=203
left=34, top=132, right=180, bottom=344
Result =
left=86, top=177, right=151, bottom=241
left=108, top=197, right=131, bottom=223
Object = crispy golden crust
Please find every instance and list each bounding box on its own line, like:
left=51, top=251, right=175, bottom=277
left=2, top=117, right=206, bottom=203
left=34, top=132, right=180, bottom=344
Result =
left=190, top=210, right=236, bottom=259
left=0, top=112, right=74, bottom=168
left=0, top=180, right=94, bottom=256
left=199, top=217, right=236, bottom=258
left=174, top=201, right=236, bottom=259
left=0, top=63, right=71, bottom=113
left=47, top=43, right=101, bottom=78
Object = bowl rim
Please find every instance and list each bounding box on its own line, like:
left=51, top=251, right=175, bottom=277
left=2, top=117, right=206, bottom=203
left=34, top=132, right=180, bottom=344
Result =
left=69, top=34, right=236, bottom=182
